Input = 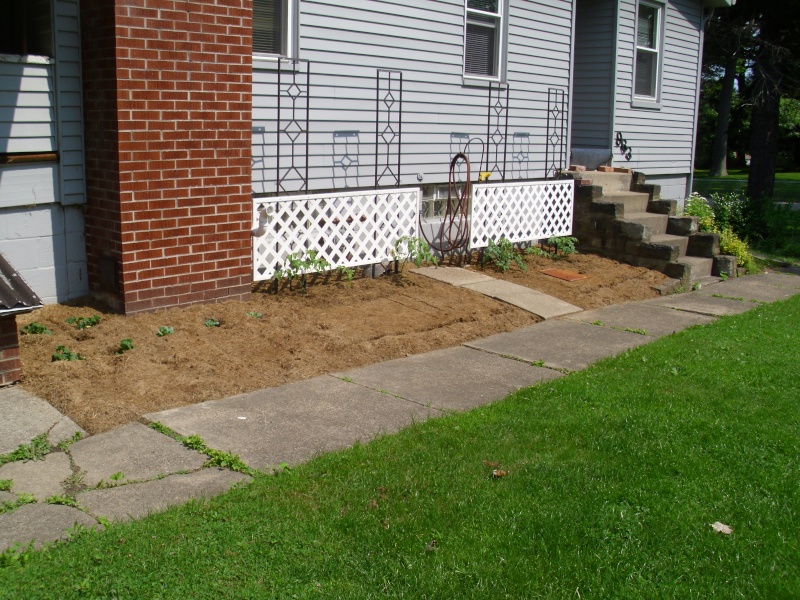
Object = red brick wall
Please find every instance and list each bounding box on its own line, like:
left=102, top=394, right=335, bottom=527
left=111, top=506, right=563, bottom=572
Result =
left=0, top=316, right=22, bottom=387
left=81, top=0, right=253, bottom=314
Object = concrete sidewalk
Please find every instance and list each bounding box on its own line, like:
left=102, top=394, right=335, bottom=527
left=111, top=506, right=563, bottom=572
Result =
left=1, top=270, right=798, bottom=552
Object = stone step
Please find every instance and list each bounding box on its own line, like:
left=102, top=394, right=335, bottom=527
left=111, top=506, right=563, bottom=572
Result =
left=591, top=192, right=651, bottom=218
left=637, top=234, right=689, bottom=262
left=664, top=256, right=714, bottom=284
left=580, top=170, right=632, bottom=192
left=619, top=212, right=668, bottom=236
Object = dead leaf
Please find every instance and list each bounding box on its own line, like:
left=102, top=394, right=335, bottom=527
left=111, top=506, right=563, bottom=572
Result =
left=425, top=539, right=438, bottom=552
left=710, top=522, right=733, bottom=535
left=492, top=469, right=509, bottom=478
left=483, top=460, right=501, bottom=469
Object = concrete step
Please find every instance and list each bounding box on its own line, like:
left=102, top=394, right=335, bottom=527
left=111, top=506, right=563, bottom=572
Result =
left=637, top=234, right=689, bottom=262
left=581, top=170, right=632, bottom=192
left=600, top=191, right=650, bottom=214
left=664, top=256, right=714, bottom=284
left=619, top=212, right=668, bottom=236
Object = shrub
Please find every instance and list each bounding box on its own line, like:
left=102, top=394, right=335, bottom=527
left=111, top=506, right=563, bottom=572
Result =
left=708, top=192, right=748, bottom=234
left=683, top=193, right=715, bottom=232
left=719, top=227, right=755, bottom=272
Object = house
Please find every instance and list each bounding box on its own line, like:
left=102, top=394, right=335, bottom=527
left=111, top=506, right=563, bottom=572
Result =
left=0, top=0, right=733, bottom=316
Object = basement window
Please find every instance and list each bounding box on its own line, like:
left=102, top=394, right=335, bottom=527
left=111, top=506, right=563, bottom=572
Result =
left=253, top=0, right=298, bottom=59
left=0, top=0, right=53, bottom=57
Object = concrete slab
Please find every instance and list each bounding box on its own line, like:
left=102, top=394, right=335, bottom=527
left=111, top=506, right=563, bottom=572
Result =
left=753, top=272, right=800, bottom=288
left=0, top=452, right=72, bottom=501
left=79, top=468, right=250, bottom=523
left=0, top=386, right=85, bottom=455
left=644, top=293, right=755, bottom=317
left=0, top=503, right=99, bottom=552
left=462, top=280, right=582, bottom=319
left=698, top=278, right=799, bottom=303
left=411, top=266, right=495, bottom=287
left=564, top=302, right=715, bottom=338
left=0, top=491, right=16, bottom=503
left=69, top=423, right=206, bottom=487
left=145, top=376, right=436, bottom=470
left=334, top=346, right=563, bottom=412
left=465, top=320, right=650, bottom=372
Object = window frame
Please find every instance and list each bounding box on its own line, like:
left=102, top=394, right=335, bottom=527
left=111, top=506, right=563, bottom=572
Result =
left=463, top=0, right=507, bottom=83
left=632, top=0, right=664, bottom=107
left=252, top=0, right=299, bottom=63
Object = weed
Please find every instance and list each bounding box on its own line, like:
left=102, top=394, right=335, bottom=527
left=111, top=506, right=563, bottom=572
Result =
left=591, top=320, right=605, bottom=326
left=484, top=237, right=526, bottom=273
left=0, top=479, right=12, bottom=492
left=525, top=246, right=551, bottom=258
left=52, top=345, right=83, bottom=362
left=45, top=495, right=80, bottom=508
left=531, top=359, right=545, bottom=367
left=623, top=327, right=648, bottom=336
left=115, top=338, right=135, bottom=355
left=20, top=322, right=52, bottom=335
left=712, top=294, right=744, bottom=302
left=246, top=311, right=262, bottom=320
left=543, top=236, right=579, bottom=258
left=720, top=272, right=729, bottom=281
left=110, top=471, right=125, bottom=482
left=393, top=236, right=438, bottom=269
left=0, top=434, right=50, bottom=465
left=0, top=493, right=36, bottom=515
left=339, top=376, right=354, bottom=383
left=155, top=326, right=174, bottom=337
left=204, top=318, right=221, bottom=328
left=56, top=431, right=83, bottom=451
left=148, top=424, right=256, bottom=476
left=148, top=421, right=183, bottom=441
left=692, top=282, right=701, bottom=291
left=66, top=315, right=101, bottom=330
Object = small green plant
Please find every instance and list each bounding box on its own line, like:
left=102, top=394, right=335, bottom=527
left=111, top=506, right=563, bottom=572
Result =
left=56, top=431, right=83, bottom=452
left=393, top=236, right=438, bottom=269
left=246, top=311, right=263, bottom=320
left=274, top=250, right=332, bottom=289
left=591, top=320, right=605, bottom=326
left=543, top=236, right=579, bottom=257
left=623, top=327, right=648, bottom=336
left=66, top=315, right=101, bottom=330
left=45, top=495, right=80, bottom=508
left=0, top=434, right=50, bottom=465
left=719, top=227, right=756, bottom=273
left=52, top=345, right=83, bottom=362
left=204, top=318, right=221, bottom=328
left=483, top=237, right=526, bottom=273
left=20, top=322, right=51, bottom=335
left=719, top=272, right=729, bottom=281
left=692, top=282, right=701, bottom=291
left=683, top=193, right=716, bottom=232
left=109, top=471, right=125, bottom=482
left=525, top=246, right=551, bottom=258
left=0, top=480, right=12, bottom=492
left=337, top=266, right=357, bottom=282
left=0, top=494, right=36, bottom=515
left=155, top=326, right=174, bottom=337
left=115, top=338, right=135, bottom=355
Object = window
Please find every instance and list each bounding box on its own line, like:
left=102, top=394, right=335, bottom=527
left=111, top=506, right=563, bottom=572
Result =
left=0, top=0, right=53, bottom=57
left=253, top=0, right=297, bottom=57
left=464, top=0, right=504, bottom=79
left=634, top=1, right=662, bottom=100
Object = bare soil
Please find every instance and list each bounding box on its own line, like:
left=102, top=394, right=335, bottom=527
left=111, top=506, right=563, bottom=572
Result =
left=16, top=252, right=668, bottom=434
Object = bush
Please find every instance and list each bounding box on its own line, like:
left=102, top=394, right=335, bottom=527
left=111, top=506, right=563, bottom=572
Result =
left=757, top=203, right=800, bottom=259
left=683, top=193, right=716, bottom=232
left=719, top=227, right=755, bottom=272
left=708, top=192, right=748, bottom=234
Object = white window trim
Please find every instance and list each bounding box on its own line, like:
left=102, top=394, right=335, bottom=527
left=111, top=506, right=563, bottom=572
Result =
left=463, top=0, right=507, bottom=83
left=253, top=0, right=299, bottom=64
left=632, top=0, right=664, bottom=108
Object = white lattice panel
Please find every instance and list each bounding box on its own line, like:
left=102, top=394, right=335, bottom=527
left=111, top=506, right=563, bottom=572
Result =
left=470, top=180, right=574, bottom=249
left=253, top=188, right=420, bottom=280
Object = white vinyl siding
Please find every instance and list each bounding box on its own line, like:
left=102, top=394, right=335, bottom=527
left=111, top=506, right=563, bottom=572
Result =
left=612, top=0, right=702, bottom=183
left=252, top=0, right=574, bottom=196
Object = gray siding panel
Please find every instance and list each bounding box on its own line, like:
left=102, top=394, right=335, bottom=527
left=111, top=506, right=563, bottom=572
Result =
left=0, top=62, right=56, bottom=153
left=612, top=0, right=702, bottom=178
left=571, top=0, right=615, bottom=150
left=252, top=0, right=574, bottom=195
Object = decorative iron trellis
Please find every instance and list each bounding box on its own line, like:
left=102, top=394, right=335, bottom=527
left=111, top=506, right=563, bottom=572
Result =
left=545, top=87, right=567, bottom=179
left=374, top=69, right=403, bottom=188
left=485, top=83, right=509, bottom=181
left=470, top=180, right=575, bottom=249
left=277, top=59, right=311, bottom=194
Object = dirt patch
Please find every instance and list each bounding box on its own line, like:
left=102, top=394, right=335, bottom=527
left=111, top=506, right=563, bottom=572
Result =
left=16, top=252, right=668, bottom=434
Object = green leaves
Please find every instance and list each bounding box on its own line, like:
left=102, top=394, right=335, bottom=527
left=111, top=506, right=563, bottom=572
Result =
left=204, top=318, right=221, bottom=328
left=52, top=345, right=83, bottom=362
left=20, top=322, right=51, bottom=335
left=484, top=237, right=526, bottom=272
left=155, top=326, right=174, bottom=337
left=66, top=315, right=101, bottom=330
left=115, top=339, right=135, bottom=355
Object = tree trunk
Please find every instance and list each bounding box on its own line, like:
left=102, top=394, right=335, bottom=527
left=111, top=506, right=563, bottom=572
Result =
left=708, top=55, right=738, bottom=177
left=746, top=67, right=780, bottom=236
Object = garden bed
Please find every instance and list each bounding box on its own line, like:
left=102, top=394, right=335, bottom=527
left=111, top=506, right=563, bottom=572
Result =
left=16, top=252, right=668, bottom=434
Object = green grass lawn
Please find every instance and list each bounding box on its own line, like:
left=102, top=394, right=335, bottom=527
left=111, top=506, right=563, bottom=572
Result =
left=2, top=296, right=799, bottom=598
left=694, top=168, right=800, bottom=181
